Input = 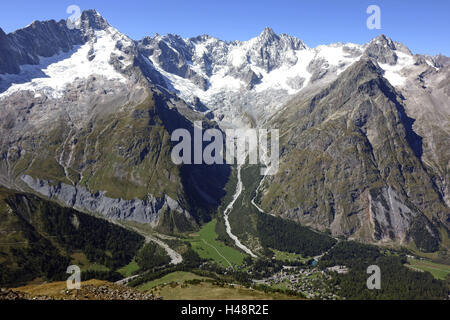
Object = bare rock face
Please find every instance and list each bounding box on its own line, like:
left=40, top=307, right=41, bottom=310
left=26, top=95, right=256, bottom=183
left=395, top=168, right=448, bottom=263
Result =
left=139, top=34, right=209, bottom=90
left=0, top=28, right=21, bottom=74
left=433, top=54, right=450, bottom=68
left=286, top=76, right=305, bottom=90
left=7, top=20, right=83, bottom=65
left=246, top=27, right=307, bottom=72
left=239, top=67, right=263, bottom=90
left=21, top=175, right=191, bottom=225
left=364, top=34, right=399, bottom=65
left=307, top=58, right=331, bottom=83
left=136, top=27, right=320, bottom=127
left=363, top=34, right=412, bottom=66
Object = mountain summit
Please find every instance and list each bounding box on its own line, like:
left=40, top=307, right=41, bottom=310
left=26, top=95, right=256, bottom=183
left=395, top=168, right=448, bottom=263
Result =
left=257, top=27, right=278, bottom=42
left=77, top=9, right=111, bottom=30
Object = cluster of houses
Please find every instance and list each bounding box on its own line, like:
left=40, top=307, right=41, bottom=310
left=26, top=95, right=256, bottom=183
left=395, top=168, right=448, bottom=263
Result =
left=252, top=267, right=343, bottom=300
left=325, top=265, right=349, bottom=274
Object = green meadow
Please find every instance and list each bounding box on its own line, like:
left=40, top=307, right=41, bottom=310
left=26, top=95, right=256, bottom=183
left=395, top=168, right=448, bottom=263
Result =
left=406, top=258, right=450, bottom=280
left=186, top=219, right=246, bottom=268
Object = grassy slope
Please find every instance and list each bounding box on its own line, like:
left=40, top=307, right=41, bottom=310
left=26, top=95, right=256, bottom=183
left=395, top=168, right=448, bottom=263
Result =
left=117, top=260, right=140, bottom=278
left=406, top=258, right=450, bottom=280
left=272, top=249, right=310, bottom=263
left=154, top=281, right=303, bottom=300
left=137, top=271, right=211, bottom=291
left=70, top=252, right=109, bottom=272
left=13, top=280, right=109, bottom=296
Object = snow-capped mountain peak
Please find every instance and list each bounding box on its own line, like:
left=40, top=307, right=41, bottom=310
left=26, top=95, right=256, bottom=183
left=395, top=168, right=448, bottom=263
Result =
left=0, top=10, right=136, bottom=99
left=77, top=9, right=111, bottom=31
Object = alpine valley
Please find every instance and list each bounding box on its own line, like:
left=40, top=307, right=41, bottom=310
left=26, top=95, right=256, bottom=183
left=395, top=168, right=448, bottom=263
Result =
left=0, top=10, right=449, bottom=300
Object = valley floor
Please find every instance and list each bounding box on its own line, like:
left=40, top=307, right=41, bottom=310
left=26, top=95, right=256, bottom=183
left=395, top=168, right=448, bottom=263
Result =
left=405, top=258, right=450, bottom=280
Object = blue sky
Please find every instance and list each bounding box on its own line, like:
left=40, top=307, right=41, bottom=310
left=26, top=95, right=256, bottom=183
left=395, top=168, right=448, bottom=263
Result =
left=0, top=0, right=448, bottom=55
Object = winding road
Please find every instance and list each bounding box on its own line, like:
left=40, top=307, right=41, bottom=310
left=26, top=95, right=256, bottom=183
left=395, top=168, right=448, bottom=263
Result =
left=111, top=221, right=183, bottom=286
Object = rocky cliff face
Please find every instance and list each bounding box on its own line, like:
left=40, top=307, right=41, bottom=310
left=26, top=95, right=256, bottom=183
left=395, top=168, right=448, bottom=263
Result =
left=20, top=175, right=189, bottom=225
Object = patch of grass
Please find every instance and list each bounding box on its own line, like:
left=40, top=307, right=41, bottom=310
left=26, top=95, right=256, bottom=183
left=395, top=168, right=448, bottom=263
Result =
left=135, top=242, right=170, bottom=271
left=70, top=253, right=109, bottom=272
left=186, top=219, right=246, bottom=268
left=70, top=252, right=89, bottom=267
left=117, top=260, right=140, bottom=278
left=272, top=249, right=309, bottom=263
left=26, top=156, right=71, bottom=185
left=406, top=240, right=450, bottom=265
left=137, top=272, right=210, bottom=291
left=406, top=258, right=450, bottom=280
left=83, top=263, right=110, bottom=272
left=154, top=281, right=303, bottom=300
